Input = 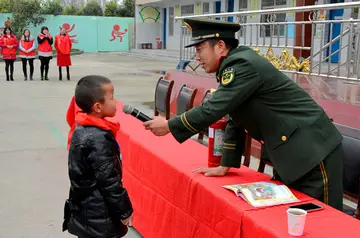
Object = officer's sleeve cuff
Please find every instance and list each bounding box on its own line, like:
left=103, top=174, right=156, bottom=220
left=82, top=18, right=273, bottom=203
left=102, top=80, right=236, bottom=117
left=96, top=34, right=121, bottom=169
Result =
left=168, top=114, right=197, bottom=143
left=221, top=142, right=241, bottom=168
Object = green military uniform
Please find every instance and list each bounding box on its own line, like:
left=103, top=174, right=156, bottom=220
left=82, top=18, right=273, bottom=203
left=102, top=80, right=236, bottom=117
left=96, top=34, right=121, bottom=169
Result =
left=168, top=19, right=344, bottom=211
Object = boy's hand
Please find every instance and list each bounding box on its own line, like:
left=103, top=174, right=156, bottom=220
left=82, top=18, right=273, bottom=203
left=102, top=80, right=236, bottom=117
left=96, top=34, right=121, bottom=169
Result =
left=121, top=214, right=133, bottom=226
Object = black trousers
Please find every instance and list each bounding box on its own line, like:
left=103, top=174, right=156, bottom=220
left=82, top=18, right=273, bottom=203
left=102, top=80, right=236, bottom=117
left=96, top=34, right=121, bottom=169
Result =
left=4, top=59, right=15, bottom=81
left=289, top=143, right=344, bottom=211
left=59, top=66, right=70, bottom=80
left=39, top=56, right=51, bottom=80
left=21, top=58, right=34, bottom=79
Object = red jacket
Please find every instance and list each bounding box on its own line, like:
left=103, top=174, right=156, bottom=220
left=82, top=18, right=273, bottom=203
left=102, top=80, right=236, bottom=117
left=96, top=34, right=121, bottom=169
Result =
left=55, top=34, right=72, bottom=55
left=0, top=34, right=18, bottom=60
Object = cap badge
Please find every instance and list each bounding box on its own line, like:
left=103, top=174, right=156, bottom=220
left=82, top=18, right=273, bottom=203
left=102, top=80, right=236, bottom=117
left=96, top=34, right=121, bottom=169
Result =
left=184, top=22, right=192, bottom=31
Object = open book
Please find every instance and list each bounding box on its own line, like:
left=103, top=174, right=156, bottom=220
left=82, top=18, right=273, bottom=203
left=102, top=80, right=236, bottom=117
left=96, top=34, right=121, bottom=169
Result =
left=223, top=182, right=299, bottom=207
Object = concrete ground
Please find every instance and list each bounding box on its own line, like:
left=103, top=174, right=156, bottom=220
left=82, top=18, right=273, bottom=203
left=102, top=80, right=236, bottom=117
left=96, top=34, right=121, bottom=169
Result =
left=0, top=53, right=175, bottom=238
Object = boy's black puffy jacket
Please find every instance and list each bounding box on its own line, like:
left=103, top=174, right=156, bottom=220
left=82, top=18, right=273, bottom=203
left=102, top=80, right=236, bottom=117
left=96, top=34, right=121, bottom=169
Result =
left=66, top=125, right=133, bottom=238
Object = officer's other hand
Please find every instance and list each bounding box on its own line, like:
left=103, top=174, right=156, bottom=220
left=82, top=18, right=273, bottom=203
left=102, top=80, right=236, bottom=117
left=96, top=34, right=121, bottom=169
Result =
left=143, top=116, right=170, bottom=136
left=192, top=166, right=230, bottom=177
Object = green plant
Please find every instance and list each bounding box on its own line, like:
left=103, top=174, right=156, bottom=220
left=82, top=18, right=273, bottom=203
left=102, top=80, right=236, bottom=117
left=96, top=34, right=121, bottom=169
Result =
left=82, top=1, right=103, bottom=16
left=105, top=1, right=119, bottom=17
left=118, top=0, right=134, bottom=17
left=0, top=0, right=14, bottom=13
left=40, top=0, right=63, bottom=16
left=63, top=5, right=78, bottom=15
left=11, top=0, right=46, bottom=38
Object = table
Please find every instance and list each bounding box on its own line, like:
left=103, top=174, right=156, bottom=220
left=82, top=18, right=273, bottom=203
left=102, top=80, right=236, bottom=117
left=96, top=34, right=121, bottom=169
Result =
left=113, top=100, right=360, bottom=237
left=242, top=202, right=360, bottom=238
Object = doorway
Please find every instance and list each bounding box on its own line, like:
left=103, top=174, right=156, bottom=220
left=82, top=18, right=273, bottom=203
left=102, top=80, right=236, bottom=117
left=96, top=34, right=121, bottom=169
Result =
left=215, top=1, right=221, bottom=20
left=327, top=0, right=344, bottom=63
left=227, top=0, right=234, bottom=22
left=163, top=8, right=167, bottom=49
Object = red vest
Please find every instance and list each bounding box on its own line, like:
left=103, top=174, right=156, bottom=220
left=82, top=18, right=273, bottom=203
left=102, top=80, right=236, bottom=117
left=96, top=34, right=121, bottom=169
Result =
left=19, top=38, right=36, bottom=57
left=38, top=34, right=53, bottom=52
left=1, top=34, right=17, bottom=56
left=55, top=34, right=71, bottom=54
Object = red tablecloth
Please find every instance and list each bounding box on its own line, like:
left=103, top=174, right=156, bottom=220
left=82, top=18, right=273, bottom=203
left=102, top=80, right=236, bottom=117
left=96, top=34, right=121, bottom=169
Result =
left=112, top=101, right=360, bottom=238
left=242, top=202, right=360, bottom=238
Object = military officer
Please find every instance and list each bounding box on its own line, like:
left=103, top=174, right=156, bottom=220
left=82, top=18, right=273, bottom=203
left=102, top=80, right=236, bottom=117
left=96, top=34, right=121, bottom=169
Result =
left=143, top=18, right=344, bottom=211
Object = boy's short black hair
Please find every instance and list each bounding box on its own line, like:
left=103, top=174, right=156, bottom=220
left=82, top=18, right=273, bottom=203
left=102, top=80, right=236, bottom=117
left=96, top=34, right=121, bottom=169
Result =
left=75, top=75, right=112, bottom=113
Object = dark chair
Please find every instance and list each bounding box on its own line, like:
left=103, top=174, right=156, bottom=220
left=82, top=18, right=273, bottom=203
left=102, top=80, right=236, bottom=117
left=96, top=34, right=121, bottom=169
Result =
left=203, top=90, right=213, bottom=103
left=334, top=123, right=360, bottom=219
left=176, top=84, right=197, bottom=115
left=154, top=77, right=174, bottom=119
left=242, top=135, right=254, bottom=168
left=257, top=144, right=273, bottom=173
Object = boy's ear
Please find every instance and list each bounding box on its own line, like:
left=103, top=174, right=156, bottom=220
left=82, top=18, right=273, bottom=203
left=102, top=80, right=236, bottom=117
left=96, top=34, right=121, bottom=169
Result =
left=93, top=102, right=102, bottom=114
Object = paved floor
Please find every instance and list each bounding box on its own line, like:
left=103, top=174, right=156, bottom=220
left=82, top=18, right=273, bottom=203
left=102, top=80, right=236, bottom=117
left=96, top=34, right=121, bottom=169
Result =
left=0, top=53, right=175, bottom=238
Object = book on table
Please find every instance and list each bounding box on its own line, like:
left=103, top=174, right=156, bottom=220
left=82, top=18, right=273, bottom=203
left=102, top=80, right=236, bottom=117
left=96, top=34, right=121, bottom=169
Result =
left=223, top=182, right=299, bottom=207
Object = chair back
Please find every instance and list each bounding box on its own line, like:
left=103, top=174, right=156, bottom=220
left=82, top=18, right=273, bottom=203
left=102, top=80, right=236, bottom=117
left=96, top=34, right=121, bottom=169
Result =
left=154, top=77, right=174, bottom=119
left=257, top=144, right=273, bottom=173
left=176, top=85, right=197, bottom=115
left=334, top=123, right=360, bottom=219
left=203, top=90, right=213, bottom=103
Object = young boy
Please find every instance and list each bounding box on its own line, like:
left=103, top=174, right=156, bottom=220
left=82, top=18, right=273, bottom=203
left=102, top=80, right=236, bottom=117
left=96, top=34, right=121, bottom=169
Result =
left=63, top=75, right=133, bottom=238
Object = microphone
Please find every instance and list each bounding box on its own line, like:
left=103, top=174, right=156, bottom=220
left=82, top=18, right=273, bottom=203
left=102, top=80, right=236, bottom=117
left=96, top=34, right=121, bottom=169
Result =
left=122, top=105, right=152, bottom=122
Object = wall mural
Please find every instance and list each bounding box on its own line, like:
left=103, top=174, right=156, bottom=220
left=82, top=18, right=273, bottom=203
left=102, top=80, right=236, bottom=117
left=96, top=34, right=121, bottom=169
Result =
left=0, top=17, right=11, bottom=32
left=59, top=23, right=78, bottom=43
left=138, top=6, right=160, bottom=23
left=0, top=14, right=134, bottom=52
left=109, top=24, right=128, bottom=42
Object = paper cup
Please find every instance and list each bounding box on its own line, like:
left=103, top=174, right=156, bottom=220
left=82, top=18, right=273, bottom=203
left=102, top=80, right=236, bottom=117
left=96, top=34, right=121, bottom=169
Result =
left=287, top=208, right=307, bottom=236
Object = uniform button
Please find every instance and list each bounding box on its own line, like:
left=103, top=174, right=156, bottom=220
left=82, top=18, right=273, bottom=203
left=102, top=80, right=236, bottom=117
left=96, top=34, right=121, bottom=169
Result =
left=281, top=136, right=287, bottom=141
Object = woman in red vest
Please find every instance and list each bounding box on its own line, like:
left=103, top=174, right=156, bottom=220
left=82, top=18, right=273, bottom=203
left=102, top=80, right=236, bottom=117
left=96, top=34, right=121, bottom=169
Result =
left=19, top=29, right=36, bottom=81
left=0, top=26, right=18, bottom=81
left=0, top=32, right=2, bottom=54
left=37, top=26, right=53, bottom=81
left=55, top=27, right=72, bottom=81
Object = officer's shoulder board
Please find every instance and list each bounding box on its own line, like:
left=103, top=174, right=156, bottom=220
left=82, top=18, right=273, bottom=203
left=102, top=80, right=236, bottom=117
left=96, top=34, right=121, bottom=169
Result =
left=221, top=67, right=235, bottom=86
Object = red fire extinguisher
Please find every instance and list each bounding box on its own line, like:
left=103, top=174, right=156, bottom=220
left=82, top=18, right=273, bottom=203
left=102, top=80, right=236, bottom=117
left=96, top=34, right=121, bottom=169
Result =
left=208, top=118, right=227, bottom=167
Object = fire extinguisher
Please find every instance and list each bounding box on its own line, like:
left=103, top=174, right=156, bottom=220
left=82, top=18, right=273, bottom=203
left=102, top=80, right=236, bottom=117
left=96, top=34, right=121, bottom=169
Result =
left=208, top=118, right=227, bottom=167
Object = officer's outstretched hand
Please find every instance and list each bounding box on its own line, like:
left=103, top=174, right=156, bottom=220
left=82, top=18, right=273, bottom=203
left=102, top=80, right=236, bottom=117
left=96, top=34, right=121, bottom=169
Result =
left=192, top=166, right=230, bottom=177
left=143, top=116, right=170, bottom=136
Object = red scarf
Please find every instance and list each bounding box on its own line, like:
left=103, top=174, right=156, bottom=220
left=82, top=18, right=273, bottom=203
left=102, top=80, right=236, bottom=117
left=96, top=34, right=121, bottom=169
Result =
left=75, top=112, right=120, bottom=137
